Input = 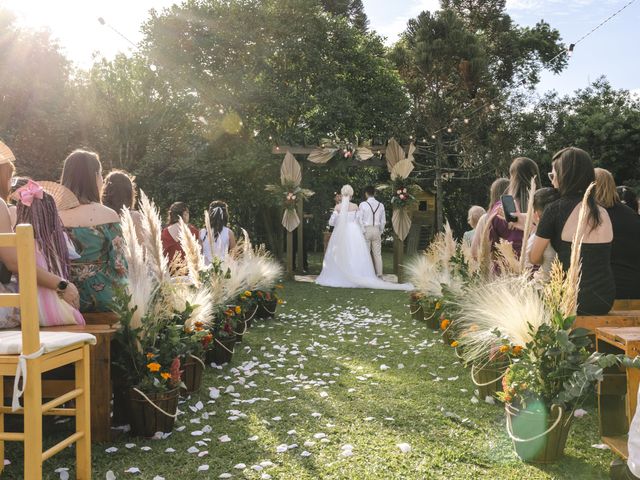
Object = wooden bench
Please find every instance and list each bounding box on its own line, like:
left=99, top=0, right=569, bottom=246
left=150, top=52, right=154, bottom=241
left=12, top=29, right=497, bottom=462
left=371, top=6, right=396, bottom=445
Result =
left=4, top=313, right=118, bottom=442
left=596, top=326, right=640, bottom=459
left=574, top=311, right=640, bottom=335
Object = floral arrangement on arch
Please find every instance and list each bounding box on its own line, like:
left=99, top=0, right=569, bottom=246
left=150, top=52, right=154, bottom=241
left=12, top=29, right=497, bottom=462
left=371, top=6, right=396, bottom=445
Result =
left=389, top=179, right=421, bottom=209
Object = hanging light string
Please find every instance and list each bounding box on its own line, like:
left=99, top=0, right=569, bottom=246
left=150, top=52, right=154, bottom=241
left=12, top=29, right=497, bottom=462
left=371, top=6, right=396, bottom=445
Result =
left=421, top=0, right=638, bottom=140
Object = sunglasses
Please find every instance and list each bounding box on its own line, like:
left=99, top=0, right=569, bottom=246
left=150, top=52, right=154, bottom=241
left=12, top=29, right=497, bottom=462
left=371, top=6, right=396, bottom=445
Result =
left=548, top=172, right=555, bottom=182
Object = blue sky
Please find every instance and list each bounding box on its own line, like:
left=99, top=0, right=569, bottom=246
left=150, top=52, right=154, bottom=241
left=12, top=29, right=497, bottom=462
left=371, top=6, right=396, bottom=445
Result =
left=2, top=0, right=638, bottom=96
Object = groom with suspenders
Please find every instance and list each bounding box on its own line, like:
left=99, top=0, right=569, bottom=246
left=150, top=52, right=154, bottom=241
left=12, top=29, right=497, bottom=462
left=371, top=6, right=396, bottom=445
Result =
left=359, top=186, right=385, bottom=278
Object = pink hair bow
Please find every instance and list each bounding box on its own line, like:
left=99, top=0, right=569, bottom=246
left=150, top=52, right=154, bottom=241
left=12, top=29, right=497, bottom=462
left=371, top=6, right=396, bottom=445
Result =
left=17, top=179, right=44, bottom=207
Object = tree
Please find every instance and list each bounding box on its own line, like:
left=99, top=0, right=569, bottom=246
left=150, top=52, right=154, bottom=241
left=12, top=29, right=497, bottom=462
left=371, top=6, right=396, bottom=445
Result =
left=0, top=9, right=77, bottom=179
left=319, top=0, right=368, bottom=32
left=390, top=0, right=567, bottom=230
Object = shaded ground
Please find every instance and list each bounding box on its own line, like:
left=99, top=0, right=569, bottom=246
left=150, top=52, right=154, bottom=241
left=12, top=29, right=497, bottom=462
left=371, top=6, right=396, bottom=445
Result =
left=4, top=281, right=613, bottom=479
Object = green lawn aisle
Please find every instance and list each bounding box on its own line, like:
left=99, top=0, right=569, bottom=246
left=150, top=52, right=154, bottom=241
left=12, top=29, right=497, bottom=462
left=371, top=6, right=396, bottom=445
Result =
left=5, top=281, right=612, bottom=479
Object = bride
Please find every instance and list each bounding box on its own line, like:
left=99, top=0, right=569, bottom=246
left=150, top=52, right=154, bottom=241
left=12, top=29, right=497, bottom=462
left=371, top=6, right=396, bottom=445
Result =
left=316, top=185, right=411, bottom=290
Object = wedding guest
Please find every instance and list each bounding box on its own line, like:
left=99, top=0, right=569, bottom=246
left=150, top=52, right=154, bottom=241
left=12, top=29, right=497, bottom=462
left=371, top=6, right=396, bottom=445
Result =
left=102, top=170, right=144, bottom=241
left=462, top=205, right=485, bottom=247
left=200, top=201, right=236, bottom=264
left=618, top=186, right=639, bottom=214
left=14, top=180, right=84, bottom=325
left=525, top=187, right=560, bottom=281
left=594, top=168, right=640, bottom=299
left=471, top=177, right=509, bottom=258
left=162, top=202, right=199, bottom=268
left=0, top=142, right=81, bottom=327
left=528, top=147, right=614, bottom=315
left=489, top=157, right=540, bottom=256
left=59, top=149, right=127, bottom=313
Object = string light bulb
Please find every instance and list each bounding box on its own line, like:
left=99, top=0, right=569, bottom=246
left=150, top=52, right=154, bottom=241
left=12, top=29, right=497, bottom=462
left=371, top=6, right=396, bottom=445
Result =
left=463, top=118, right=469, bottom=124
left=447, top=127, right=453, bottom=133
left=568, top=43, right=575, bottom=57
left=431, top=135, right=436, bottom=140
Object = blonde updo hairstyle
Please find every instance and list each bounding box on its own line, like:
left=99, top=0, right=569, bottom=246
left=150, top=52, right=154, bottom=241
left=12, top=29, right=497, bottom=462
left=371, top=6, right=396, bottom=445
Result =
left=340, top=184, right=354, bottom=198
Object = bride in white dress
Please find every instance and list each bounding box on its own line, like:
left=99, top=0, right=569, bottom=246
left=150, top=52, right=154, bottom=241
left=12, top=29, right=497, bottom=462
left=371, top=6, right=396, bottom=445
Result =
left=316, top=185, right=412, bottom=290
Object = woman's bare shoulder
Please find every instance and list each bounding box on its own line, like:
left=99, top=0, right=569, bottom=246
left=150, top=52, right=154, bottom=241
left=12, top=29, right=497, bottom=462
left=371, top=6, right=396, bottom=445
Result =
left=60, top=203, right=121, bottom=227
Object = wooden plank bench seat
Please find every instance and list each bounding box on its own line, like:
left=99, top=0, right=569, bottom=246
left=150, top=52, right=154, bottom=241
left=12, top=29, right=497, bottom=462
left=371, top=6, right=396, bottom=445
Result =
left=4, top=315, right=118, bottom=442
left=574, top=311, right=640, bottom=335
left=596, top=326, right=640, bottom=459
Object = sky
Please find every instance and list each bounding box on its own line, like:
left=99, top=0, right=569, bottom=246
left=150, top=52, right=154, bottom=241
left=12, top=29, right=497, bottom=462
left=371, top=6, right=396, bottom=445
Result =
left=1, top=0, right=639, bottom=96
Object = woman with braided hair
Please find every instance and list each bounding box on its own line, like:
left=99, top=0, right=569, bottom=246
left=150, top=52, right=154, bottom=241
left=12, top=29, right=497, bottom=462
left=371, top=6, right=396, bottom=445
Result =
left=200, top=201, right=236, bottom=264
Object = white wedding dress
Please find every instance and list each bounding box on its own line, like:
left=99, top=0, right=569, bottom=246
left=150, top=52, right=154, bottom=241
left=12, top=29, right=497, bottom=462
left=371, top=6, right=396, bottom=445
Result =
left=316, top=196, right=412, bottom=290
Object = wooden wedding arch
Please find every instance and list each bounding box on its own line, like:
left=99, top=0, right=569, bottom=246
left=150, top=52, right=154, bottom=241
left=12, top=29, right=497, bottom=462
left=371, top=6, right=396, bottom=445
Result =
left=272, top=140, right=436, bottom=281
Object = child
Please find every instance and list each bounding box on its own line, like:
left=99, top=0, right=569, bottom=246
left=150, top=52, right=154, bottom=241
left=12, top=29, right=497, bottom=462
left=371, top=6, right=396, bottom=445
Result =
left=526, top=187, right=560, bottom=280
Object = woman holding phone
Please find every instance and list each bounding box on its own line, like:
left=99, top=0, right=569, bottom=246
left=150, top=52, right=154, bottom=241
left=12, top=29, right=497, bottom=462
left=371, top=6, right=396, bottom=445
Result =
left=522, top=147, right=614, bottom=315
left=488, top=157, right=540, bottom=256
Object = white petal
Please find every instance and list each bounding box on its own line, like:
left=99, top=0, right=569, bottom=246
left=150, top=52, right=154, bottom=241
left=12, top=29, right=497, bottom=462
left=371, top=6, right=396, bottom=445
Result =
left=219, top=435, right=231, bottom=443
left=106, top=471, right=116, bottom=480
left=197, top=465, right=209, bottom=472
left=397, top=443, right=411, bottom=453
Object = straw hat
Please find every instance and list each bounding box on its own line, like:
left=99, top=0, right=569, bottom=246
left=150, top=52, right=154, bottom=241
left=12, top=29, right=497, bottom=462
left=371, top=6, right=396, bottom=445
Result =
left=11, top=180, right=80, bottom=211
left=38, top=181, right=80, bottom=211
left=0, top=141, right=15, bottom=165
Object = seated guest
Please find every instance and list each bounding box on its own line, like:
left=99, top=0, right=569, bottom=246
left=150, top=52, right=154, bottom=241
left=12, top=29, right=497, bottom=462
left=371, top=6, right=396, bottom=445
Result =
left=525, top=187, right=560, bottom=281
left=200, top=201, right=236, bottom=264
left=58, top=149, right=127, bottom=313
left=529, top=147, right=614, bottom=315
left=13, top=180, right=84, bottom=325
left=618, top=185, right=639, bottom=214
left=489, top=158, right=540, bottom=256
left=102, top=169, right=144, bottom=242
left=471, top=177, right=509, bottom=258
left=594, top=168, right=640, bottom=299
left=0, top=142, right=81, bottom=327
left=161, top=202, right=199, bottom=269
left=463, top=205, right=485, bottom=247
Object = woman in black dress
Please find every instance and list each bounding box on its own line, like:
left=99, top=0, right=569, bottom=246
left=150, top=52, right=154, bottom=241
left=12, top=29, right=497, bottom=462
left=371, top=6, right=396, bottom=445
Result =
left=594, top=168, right=640, bottom=299
left=530, top=147, right=614, bottom=315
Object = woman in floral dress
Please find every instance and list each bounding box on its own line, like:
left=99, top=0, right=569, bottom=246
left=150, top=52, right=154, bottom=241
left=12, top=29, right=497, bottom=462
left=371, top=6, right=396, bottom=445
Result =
left=59, top=149, right=128, bottom=312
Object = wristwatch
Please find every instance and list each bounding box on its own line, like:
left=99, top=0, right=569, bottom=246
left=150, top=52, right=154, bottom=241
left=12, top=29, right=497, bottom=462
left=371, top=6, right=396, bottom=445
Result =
left=56, top=280, right=69, bottom=296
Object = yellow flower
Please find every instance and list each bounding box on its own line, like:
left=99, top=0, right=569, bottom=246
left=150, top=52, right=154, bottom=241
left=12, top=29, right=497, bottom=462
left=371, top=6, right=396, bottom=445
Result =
left=244, top=290, right=252, bottom=297
left=161, top=372, right=171, bottom=380
left=275, top=284, right=284, bottom=289
left=277, top=299, right=284, bottom=305
left=235, top=306, right=242, bottom=314
left=440, top=319, right=450, bottom=331
left=450, top=341, right=459, bottom=348
left=147, top=362, right=161, bottom=372
left=499, top=345, right=510, bottom=353
left=435, top=301, right=442, bottom=310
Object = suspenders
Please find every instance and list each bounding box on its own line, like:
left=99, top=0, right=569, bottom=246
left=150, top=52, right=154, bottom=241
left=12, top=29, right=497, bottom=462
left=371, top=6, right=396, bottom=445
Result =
left=366, top=201, right=381, bottom=226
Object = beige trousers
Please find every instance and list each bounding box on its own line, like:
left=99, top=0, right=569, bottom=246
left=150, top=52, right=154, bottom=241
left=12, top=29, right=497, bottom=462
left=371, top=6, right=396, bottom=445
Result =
left=363, top=225, right=383, bottom=276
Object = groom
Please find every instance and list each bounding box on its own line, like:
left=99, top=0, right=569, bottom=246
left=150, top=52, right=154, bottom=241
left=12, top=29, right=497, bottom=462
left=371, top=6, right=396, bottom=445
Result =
left=359, top=186, right=385, bottom=278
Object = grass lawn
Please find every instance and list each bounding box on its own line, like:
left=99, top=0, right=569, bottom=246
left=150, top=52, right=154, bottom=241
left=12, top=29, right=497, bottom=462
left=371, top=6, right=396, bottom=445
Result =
left=4, top=281, right=614, bottom=479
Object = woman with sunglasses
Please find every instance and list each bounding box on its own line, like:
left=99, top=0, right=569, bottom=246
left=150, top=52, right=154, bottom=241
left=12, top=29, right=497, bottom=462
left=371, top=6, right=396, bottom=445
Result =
left=530, top=147, right=614, bottom=315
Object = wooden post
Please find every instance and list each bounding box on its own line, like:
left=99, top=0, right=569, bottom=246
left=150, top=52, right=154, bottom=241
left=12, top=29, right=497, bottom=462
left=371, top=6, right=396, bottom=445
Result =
left=286, top=230, right=293, bottom=280
left=296, top=197, right=304, bottom=274
left=435, top=134, right=444, bottom=232
left=393, top=233, right=404, bottom=283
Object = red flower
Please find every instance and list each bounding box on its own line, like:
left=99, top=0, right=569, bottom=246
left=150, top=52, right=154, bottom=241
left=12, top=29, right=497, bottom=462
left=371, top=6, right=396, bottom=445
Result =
left=170, top=357, right=181, bottom=386
left=223, top=320, right=233, bottom=334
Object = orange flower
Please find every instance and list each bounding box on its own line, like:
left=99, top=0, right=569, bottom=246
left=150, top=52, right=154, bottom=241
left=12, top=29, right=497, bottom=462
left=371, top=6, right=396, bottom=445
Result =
left=145, top=352, right=155, bottom=359
left=440, top=319, right=450, bottom=331
left=161, top=372, right=171, bottom=380
left=450, top=341, right=459, bottom=348
left=147, top=362, right=161, bottom=372
left=235, top=306, right=242, bottom=314
left=275, top=284, right=284, bottom=289
left=225, top=309, right=233, bottom=316
left=512, top=345, right=523, bottom=355
left=499, top=345, right=510, bottom=353
left=194, top=321, right=204, bottom=328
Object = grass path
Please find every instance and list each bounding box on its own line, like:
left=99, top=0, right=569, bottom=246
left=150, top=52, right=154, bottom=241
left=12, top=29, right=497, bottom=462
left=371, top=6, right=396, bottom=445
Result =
left=5, top=281, right=613, bottom=479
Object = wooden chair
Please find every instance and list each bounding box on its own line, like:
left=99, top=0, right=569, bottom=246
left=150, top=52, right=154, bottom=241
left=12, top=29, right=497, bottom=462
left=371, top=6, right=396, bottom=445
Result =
left=0, top=225, right=95, bottom=479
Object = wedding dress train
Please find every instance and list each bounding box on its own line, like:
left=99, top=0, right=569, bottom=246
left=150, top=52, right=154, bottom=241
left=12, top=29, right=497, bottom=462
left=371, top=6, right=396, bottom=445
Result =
left=316, top=196, right=412, bottom=291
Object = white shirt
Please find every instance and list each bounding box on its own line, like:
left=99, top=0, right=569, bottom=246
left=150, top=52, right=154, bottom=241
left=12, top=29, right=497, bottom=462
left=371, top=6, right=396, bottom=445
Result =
left=358, top=197, right=385, bottom=233
left=200, top=227, right=230, bottom=264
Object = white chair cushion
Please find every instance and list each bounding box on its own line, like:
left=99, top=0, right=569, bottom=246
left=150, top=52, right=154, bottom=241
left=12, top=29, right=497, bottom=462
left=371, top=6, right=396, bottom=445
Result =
left=0, top=330, right=96, bottom=355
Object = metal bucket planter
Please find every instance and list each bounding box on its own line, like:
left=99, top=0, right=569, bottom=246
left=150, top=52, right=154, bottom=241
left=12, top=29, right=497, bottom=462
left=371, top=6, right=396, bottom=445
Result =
left=505, top=403, right=573, bottom=463
left=206, top=335, right=237, bottom=365
left=425, top=309, right=440, bottom=330
left=471, top=358, right=509, bottom=400
left=236, top=306, right=258, bottom=342
left=128, top=387, right=180, bottom=438
left=181, top=354, right=205, bottom=395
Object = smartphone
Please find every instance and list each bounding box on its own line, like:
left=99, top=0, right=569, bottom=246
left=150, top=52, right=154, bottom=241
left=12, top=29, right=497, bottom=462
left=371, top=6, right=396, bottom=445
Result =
left=501, top=194, right=517, bottom=223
